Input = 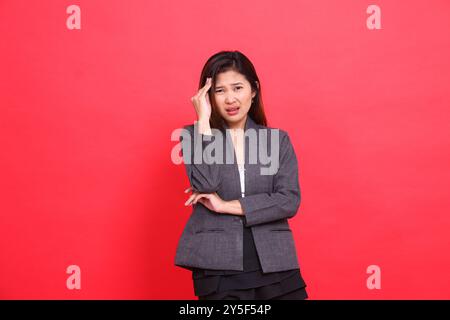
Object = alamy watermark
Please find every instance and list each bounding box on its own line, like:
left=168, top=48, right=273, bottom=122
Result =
left=171, top=122, right=281, bottom=176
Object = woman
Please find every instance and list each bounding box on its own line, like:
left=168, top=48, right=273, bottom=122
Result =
left=175, top=50, right=308, bottom=300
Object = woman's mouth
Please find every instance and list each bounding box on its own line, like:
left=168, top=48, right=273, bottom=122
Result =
left=226, top=107, right=240, bottom=116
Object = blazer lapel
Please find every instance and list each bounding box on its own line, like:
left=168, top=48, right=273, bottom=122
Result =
left=243, top=117, right=259, bottom=197
left=223, top=116, right=260, bottom=198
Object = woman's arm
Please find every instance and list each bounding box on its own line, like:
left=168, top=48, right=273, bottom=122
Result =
left=197, top=118, right=212, bottom=135
left=220, top=200, right=244, bottom=216
left=185, top=190, right=244, bottom=216
left=237, top=132, right=301, bottom=227
left=191, top=131, right=301, bottom=225
left=181, top=77, right=221, bottom=193
left=180, top=120, right=222, bottom=194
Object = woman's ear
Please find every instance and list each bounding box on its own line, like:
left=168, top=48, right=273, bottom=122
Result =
left=252, top=81, right=259, bottom=98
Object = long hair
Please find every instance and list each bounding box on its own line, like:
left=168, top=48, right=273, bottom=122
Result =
left=198, top=50, right=268, bottom=130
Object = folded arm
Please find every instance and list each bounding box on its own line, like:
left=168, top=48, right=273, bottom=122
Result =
left=238, top=132, right=301, bottom=227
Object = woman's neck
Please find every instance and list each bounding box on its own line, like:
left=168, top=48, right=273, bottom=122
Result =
left=226, top=115, right=247, bottom=131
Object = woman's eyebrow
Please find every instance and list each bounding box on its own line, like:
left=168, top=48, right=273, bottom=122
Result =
left=214, top=82, right=244, bottom=89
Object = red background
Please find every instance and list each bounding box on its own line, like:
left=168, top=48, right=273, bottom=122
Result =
left=1, top=0, right=449, bottom=299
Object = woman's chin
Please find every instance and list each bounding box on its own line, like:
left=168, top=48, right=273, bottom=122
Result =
left=224, top=117, right=243, bottom=125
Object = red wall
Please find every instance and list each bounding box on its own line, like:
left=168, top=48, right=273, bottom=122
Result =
left=1, top=0, right=449, bottom=299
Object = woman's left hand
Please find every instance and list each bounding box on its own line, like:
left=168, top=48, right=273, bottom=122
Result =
left=184, top=187, right=227, bottom=214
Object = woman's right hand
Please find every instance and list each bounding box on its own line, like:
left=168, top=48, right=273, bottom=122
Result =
left=191, top=77, right=212, bottom=122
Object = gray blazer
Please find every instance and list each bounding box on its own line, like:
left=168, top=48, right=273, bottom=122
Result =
left=174, top=116, right=302, bottom=273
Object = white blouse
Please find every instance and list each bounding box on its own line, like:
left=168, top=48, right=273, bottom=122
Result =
left=238, top=163, right=245, bottom=198
left=233, top=130, right=245, bottom=198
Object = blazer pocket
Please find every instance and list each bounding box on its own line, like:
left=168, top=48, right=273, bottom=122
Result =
left=195, top=228, right=225, bottom=234
left=270, top=228, right=292, bottom=232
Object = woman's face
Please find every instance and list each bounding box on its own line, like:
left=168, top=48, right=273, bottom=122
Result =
left=212, top=70, right=256, bottom=127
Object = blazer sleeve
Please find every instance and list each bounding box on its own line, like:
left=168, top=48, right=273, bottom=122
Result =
left=239, top=132, right=301, bottom=227
left=180, top=122, right=221, bottom=193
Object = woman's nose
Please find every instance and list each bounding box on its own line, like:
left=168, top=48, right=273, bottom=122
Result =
left=225, top=95, right=237, bottom=103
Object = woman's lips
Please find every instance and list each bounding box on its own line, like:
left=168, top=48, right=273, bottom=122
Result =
left=226, top=107, right=240, bottom=116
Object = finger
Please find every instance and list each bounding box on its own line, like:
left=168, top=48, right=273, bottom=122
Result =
left=193, top=193, right=209, bottom=204
left=194, top=193, right=212, bottom=204
left=184, top=187, right=192, bottom=193
left=184, top=192, right=198, bottom=206
left=202, top=77, right=212, bottom=90
left=192, top=193, right=203, bottom=204
left=198, top=78, right=212, bottom=96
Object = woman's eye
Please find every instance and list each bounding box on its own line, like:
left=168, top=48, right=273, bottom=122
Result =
left=214, top=87, right=241, bottom=93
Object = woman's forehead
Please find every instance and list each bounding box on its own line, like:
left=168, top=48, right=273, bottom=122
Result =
left=215, top=70, right=247, bottom=86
